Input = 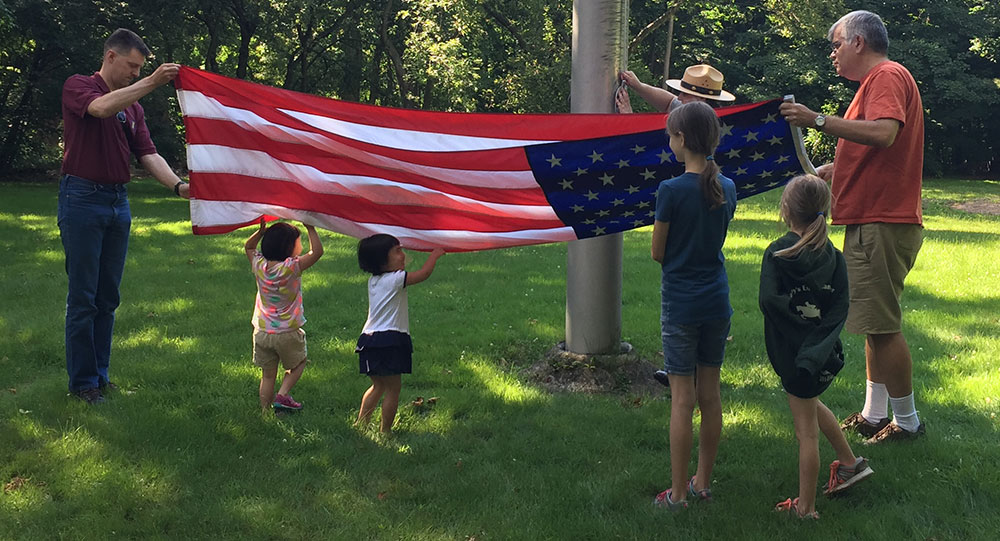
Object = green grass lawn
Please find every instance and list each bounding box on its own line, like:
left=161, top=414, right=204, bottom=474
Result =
left=2, top=178, right=999, bottom=540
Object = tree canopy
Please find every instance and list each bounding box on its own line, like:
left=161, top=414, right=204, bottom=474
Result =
left=1, top=0, right=996, bottom=176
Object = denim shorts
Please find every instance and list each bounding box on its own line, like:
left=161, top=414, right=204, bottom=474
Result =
left=661, top=317, right=730, bottom=376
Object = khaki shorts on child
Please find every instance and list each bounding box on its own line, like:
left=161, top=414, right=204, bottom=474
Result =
left=843, top=223, right=922, bottom=335
left=253, top=328, right=308, bottom=371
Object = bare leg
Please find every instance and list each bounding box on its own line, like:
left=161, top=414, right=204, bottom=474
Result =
left=379, top=375, right=402, bottom=433
left=864, top=336, right=879, bottom=382
left=259, top=367, right=278, bottom=413
left=787, top=394, right=820, bottom=515
left=277, top=359, right=307, bottom=397
left=355, top=376, right=384, bottom=427
left=667, top=373, right=696, bottom=501
left=693, top=366, right=722, bottom=492
left=818, top=400, right=856, bottom=464
left=867, top=332, right=913, bottom=397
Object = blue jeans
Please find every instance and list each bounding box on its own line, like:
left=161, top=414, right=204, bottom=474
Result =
left=58, top=175, right=131, bottom=392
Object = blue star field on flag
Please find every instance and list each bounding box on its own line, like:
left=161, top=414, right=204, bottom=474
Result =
left=525, top=99, right=804, bottom=239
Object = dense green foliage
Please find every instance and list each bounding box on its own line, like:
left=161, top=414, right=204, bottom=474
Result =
left=2, top=178, right=999, bottom=538
left=0, top=0, right=997, bottom=175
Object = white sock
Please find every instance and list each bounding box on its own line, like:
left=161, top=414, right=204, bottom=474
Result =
left=890, top=393, right=921, bottom=432
left=861, top=380, right=889, bottom=422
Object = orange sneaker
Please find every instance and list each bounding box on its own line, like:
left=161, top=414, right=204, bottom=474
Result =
left=775, top=497, right=819, bottom=520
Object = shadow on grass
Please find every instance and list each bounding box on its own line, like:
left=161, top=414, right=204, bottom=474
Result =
left=922, top=227, right=1000, bottom=245
left=6, top=355, right=998, bottom=539
left=3, top=180, right=1000, bottom=538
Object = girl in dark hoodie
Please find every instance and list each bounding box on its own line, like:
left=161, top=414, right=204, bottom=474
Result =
left=760, top=175, right=873, bottom=519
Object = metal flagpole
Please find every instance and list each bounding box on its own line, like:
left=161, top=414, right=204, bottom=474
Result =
left=565, top=0, right=630, bottom=355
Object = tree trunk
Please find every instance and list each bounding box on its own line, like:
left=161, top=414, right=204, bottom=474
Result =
left=629, top=8, right=673, bottom=50
left=202, top=17, right=221, bottom=72
left=282, top=3, right=357, bottom=92
left=422, top=76, right=433, bottom=109
left=369, top=41, right=385, bottom=104
left=227, top=0, right=259, bottom=80
left=380, top=0, right=411, bottom=107
left=0, top=47, right=43, bottom=171
left=283, top=19, right=306, bottom=90
left=236, top=25, right=252, bottom=79
left=342, top=11, right=363, bottom=101
left=662, top=7, right=677, bottom=83
left=483, top=3, right=527, bottom=49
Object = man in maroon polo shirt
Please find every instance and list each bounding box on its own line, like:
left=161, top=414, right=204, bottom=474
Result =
left=59, top=28, right=189, bottom=404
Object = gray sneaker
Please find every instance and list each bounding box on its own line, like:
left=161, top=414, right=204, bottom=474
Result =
left=823, top=456, right=873, bottom=495
left=653, top=489, right=688, bottom=511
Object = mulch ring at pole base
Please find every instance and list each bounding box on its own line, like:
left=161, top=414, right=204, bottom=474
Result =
left=521, top=342, right=667, bottom=398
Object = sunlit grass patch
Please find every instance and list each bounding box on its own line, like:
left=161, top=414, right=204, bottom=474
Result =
left=1, top=178, right=999, bottom=539
left=118, top=327, right=201, bottom=352
left=461, top=359, right=548, bottom=404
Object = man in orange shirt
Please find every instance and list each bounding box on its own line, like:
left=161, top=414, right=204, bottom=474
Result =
left=780, top=10, right=925, bottom=443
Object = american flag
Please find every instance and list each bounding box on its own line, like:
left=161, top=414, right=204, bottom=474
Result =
left=175, top=66, right=805, bottom=251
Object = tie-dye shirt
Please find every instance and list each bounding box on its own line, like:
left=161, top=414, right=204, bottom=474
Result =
left=251, top=252, right=305, bottom=333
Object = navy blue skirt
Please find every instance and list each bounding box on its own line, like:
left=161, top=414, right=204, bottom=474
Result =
left=356, top=331, right=412, bottom=376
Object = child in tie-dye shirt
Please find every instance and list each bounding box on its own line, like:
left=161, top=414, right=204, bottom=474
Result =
left=244, top=220, right=323, bottom=413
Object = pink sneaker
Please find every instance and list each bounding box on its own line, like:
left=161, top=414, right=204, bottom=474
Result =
left=273, top=394, right=302, bottom=410
left=652, top=489, right=688, bottom=511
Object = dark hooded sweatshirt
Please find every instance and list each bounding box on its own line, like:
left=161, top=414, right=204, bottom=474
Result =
left=759, top=232, right=848, bottom=397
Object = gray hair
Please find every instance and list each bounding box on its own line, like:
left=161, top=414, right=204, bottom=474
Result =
left=828, top=10, right=889, bottom=54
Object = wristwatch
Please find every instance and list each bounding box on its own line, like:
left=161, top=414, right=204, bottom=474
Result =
left=814, top=114, right=827, bottom=130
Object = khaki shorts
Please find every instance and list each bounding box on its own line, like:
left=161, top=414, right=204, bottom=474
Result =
left=253, top=328, right=308, bottom=371
left=843, top=223, right=922, bottom=335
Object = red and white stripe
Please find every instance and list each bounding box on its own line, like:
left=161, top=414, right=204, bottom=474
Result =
left=176, top=66, right=670, bottom=251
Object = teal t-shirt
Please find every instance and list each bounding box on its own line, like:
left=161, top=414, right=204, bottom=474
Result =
left=654, top=171, right=737, bottom=324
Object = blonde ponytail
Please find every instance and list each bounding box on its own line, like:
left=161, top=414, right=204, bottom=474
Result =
left=773, top=175, right=832, bottom=259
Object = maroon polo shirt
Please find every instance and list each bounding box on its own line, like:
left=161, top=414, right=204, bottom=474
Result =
left=61, top=72, right=157, bottom=184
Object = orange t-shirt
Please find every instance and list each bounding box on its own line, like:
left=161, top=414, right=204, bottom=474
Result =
left=831, top=61, right=924, bottom=225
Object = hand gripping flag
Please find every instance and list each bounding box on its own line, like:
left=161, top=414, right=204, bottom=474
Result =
left=176, top=66, right=811, bottom=252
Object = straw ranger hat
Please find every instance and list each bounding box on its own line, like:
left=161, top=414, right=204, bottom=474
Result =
left=666, top=64, right=735, bottom=102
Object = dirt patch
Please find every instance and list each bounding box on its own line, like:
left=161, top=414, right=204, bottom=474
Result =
left=521, top=342, right=667, bottom=397
left=4, top=475, right=44, bottom=494
left=950, top=199, right=1000, bottom=215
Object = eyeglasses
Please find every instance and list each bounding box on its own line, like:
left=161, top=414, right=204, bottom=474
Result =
left=830, top=40, right=843, bottom=52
